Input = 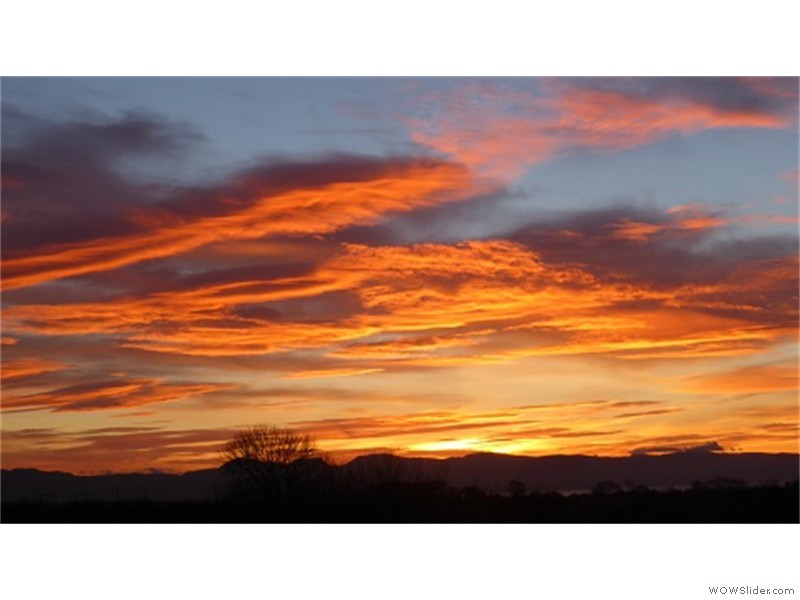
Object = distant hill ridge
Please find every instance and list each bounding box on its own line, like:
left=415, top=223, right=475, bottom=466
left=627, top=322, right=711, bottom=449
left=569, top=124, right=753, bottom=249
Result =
left=2, top=451, right=798, bottom=503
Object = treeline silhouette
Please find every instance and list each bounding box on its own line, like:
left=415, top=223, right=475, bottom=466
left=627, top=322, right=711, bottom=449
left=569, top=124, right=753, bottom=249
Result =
left=3, top=457, right=798, bottom=523
left=3, top=426, right=798, bottom=523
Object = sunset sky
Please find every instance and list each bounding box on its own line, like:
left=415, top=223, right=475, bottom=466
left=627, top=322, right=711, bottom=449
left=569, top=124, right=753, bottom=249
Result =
left=1, top=77, right=798, bottom=474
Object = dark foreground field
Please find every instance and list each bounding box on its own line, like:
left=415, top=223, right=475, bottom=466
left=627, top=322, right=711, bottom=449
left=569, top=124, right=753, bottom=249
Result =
left=4, top=480, right=798, bottom=523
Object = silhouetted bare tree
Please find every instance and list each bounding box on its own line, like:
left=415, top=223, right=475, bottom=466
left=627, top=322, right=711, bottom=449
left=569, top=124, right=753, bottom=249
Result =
left=221, top=425, right=327, bottom=501
left=223, top=425, right=318, bottom=464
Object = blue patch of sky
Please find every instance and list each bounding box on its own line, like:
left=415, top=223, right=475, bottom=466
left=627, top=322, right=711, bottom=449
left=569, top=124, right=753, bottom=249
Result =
left=4, top=77, right=796, bottom=241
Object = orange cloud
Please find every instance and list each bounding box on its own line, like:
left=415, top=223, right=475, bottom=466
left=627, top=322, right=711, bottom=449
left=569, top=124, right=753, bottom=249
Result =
left=290, top=407, right=590, bottom=457
left=1, top=358, right=67, bottom=381
left=327, top=245, right=796, bottom=364
left=289, top=399, right=692, bottom=458
left=554, top=87, right=785, bottom=148
left=327, top=240, right=605, bottom=331
left=410, top=82, right=789, bottom=180
left=333, top=333, right=481, bottom=360
left=1, top=159, right=473, bottom=290
left=1, top=426, right=236, bottom=473
left=607, top=206, right=732, bottom=243
left=293, top=409, right=521, bottom=441
left=608, top=219, right=667, bottom=242
left=2, top=240, right=590, bottom=357
left=3, top=377, right=231, bottom=412
left=282, top=367, right=384, bottom=380
left=4, top=240, right=796, bottom=364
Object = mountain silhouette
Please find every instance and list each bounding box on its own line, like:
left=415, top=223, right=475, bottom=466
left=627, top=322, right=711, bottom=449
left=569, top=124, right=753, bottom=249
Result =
left=3, top=450, right=797, bottom=502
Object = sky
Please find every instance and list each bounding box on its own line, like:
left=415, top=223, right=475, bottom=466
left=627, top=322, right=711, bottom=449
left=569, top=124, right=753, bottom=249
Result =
left=1, top=77, right=798, bottom=474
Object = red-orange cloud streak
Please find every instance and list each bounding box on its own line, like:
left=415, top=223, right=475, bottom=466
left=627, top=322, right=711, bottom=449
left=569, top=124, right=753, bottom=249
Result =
left=3, top=378, right=232, bottom=412
left=5, top=238, right=795, bottom=363
left=2, top=160, right=474, bottom=290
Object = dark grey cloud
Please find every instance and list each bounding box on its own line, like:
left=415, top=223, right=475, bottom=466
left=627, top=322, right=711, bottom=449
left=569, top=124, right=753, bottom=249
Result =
left=3, top=104, right=465, bottom=257
left=509, top=204, right=797, bottom=285
left=4, top=377, right=229, bottom=412
left=631, top=440, right=724, bottom=456
left=329, top=185, right=517, bottom=246
left=3, top=105, right=201, bottom=169
left=1, top=104, right=203, bottom=252
left=2, top=105, right=480, bottom=304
